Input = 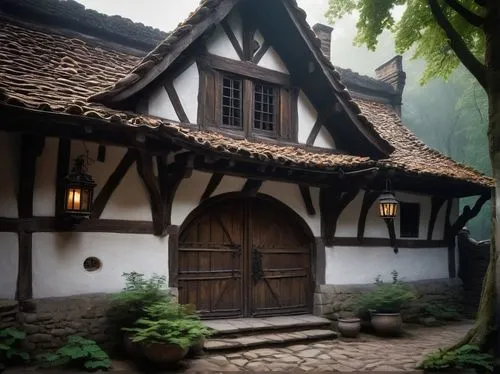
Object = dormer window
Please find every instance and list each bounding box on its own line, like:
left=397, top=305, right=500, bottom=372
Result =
left=222, top=76, right=243, bottom=129
left=254, top=83, right=277, bottom=133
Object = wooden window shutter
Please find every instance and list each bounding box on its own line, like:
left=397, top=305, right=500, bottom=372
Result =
left=197, top=62, right=219, bottom=128
left=279, top=87, right=298, bottom=141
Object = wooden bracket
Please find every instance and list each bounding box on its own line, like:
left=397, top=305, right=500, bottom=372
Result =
left=299, top=185, right=316, bottom=215
left=427, top=196, right=446, bottom=240
left=157, top=156, right=185, bottom=230
left=357, top=190, right=382, bottom=240
left=200, top=173, right=224, bottom=202
left=242, top=179, right=263, bottom=196
left=55, top=139, right=71, bottom=216
left=320, top=187, right=359, bottom=246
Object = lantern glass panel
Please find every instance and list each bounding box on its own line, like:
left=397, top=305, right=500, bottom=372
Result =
left=66, top=187, right=82, bottom=211
left=81, top=189, right=90, bottom=211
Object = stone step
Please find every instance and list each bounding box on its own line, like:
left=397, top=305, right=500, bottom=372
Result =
left=203, top=315, right=332, bottom=337
left=204, top=329, right=337, bottom=352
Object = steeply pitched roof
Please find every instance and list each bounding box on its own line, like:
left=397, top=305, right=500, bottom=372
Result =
left=0, top=2, right=493, bottom=193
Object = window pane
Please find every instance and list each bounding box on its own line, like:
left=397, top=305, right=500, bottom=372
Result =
left=400, top=203, right=420, bottom=238
left=254, top=83, right=276, bottom=133
left=221, top=76, right=243, bottom=128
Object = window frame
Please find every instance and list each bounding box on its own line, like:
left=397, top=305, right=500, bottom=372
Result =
left=252, top=80, right=280, bottom=137
left=220, top=74, right=244, bottom=131
left=399, top=202, right=421, bottom=238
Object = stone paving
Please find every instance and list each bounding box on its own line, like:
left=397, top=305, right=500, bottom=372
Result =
left=180, top=322, right=472, bottom=372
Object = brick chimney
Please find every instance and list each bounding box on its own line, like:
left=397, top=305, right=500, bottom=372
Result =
left=375, top=55, right=406, bottom=115
left=312, top=23, right=333, bottom=60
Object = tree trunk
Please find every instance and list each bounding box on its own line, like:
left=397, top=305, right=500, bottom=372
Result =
left=446, top=2, right=500, bottom=353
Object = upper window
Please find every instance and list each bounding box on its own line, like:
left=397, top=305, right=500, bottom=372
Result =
left=254, top=83, right=277, bottom=133
left=400, top=202, right=420, bottom=238
left=222, top=76, right=242, bottom=129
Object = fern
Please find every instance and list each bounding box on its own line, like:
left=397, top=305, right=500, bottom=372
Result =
left=0, top=328, right=30, bottom=370
left=419, top=345, right=493, bottom=372
left=37, top=336, right=111, bottom=372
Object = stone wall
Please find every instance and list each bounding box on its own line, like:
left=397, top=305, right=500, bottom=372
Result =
left=314, top=278, right=463, bottom=322
left=17, top=294, right=114, bottom=353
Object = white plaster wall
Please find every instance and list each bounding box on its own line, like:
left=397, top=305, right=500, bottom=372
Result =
left=172, top=171, right=213, bottom=226
left=206, top=24, right=241, bottom=60
left=226, top=10, right=243, bottom=48
left=325, top=246, right=449, bottom=284
left=297, top=90, right=318, bottom=144
left=0, top=132, right=19, bottom=218
left=0, top=233, right=19, bottom=299
left=314, top=126, right=336, bottom=149
left=147, top=85, right=178, bottom=121
left=258, top=47, right=289, bottom=74
left=212, top=175, right=246, bottom=197
left=33, top=137, right=58, bottom=216
left=32, top=233, right=168, bottom=298
left=68, top=142, right=152, bottom=222
left=173, top=62, right=199, bottom=123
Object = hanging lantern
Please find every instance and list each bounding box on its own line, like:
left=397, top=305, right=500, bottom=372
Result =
left=378, top=191, right=399, bottom=220
left=64, top=155, right=96, bottom=219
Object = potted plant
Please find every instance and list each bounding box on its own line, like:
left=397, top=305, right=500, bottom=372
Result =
left=354, top=272, right=415, bottom=336
left=123, top=301, right=214, bottom=366
left=337, top=312, right=361, bottom=338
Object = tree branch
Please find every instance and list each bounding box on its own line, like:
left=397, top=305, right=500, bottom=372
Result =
left=428, top=0, right=488, bottom=90
left=442, top=0, right=484, bottom=27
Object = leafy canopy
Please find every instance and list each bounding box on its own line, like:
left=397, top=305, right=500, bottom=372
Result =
left=326, top=0, right=486, bottom=84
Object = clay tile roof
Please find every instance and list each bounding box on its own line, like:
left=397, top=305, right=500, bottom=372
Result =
left=0, top=4, right=493, bottom=190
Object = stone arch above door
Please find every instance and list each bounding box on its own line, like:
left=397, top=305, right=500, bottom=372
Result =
left=177, top=192, right=316, bottom=319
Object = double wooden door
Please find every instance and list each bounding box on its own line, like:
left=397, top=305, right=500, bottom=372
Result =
left=178, top=197, right=312, bottom=318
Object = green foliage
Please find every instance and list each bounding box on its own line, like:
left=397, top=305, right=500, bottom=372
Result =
left=418, top=344, right=493, bottom=372
left=0, top=328, right=30, bottom=370
left=123, top=301, right=214, bottom=349
left=37, top=336, right=111, bottom=372
left=326, top=0, right=485, bottom=85
left=108, top=272, right=172, bottom=329
left=420, top=303, right=463, bottom=322
left=355, top=271, right=416, bottom=315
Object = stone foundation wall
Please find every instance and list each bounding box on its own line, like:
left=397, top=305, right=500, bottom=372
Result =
left=314, top=278, right=463, bottom=322
left=18, top=294, right=113, bottom=353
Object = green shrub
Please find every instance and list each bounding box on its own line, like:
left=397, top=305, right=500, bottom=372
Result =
left=418, top=345, right=493, bottom=372
left=123, top=301, right=214, bottom=349
left=108, top=272, right=172, bottom=329
left=0, top=328, right=30, bottom=370
left=420, top=303, right=462, bottom=321
left=37, top=336, right=111, bottom=372
left=354, top=272, right=416, bottom=315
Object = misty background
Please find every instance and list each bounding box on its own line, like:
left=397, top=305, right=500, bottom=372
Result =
left=76, top=0, right=491, bottom=240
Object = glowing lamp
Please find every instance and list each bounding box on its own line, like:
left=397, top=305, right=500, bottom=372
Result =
left=378, top=192, right=399, bottom=220
left=64, top=156, right=96, bottom=219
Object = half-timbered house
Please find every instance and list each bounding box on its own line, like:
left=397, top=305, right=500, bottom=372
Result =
left=0, top=0, right=493, bottom=347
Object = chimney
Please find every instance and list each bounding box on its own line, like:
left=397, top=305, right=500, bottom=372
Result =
left=312, top=23, right=333, bottom=61
left=375, top=55, right=406, bottom=115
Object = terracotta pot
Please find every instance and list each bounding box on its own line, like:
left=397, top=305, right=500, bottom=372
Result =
left=337, top=318, right=361, bottom=338
left=371, top=312, right=403, bottom=336
left=123, top=334, right=143, bottom=359
left=186, top=337, right=205, bottom=358
left=142, top=342, right=189, bottom=364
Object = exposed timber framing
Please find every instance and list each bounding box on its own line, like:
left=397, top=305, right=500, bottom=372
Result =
left=242, top=179, right=263, bottom=196
left=157, top=155, right=186, bottom=229
left=92, top=149, right=136, bottom=219
left=164, top=82, right=190, bottom=123
left=221, top=19, right=245, bottom=60
left=137, top=152, right=165, bottom=236
left=55, top=138, right=71, bottom=216
left=427, top=196, right=446, bottom=240
left=331, top=237, right=447, bottom=248
left=168, top=225, right=180, bottom=287
left=253, top=40, right=270, bottom=64
left=306, top=119, right=322, bottom=146
left=357, top=190, right=382, bottom=240
left=242, top=16, right=257, bottom=61
left=299, top=185, right=316, bottom=215
left=320, top=187, right=360, bottom=246
left=200, top=173, right=224, bottom=202
left=444, top=199, right=455, bottom=278
left=16, top=135, right=44, bottom=301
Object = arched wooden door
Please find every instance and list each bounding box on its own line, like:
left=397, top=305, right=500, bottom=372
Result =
left=178, top=195, right=313, bottom=319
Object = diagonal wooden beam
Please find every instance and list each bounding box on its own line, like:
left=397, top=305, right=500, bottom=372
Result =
left=242, top=179, right=263, bottom=196
left=242, top=16, right=257, bottom=60
left=427, top=196, right=446, bottom=240
left=137, top=152, right=164, bottom=236
left=200, top=173, right=224, bottom=202
left=306, top=119, right=322, bottom=146
left=164, top=82, right=190, bottom=123
left=357, top=190, right=382, bottom=240
left=55, top=139, right=71, bottom=216
left=299, top=185, right=316, bottom=215
left=157, top=156, right=185, bottom=228
left=92, top=149, right=136, bottom=219
left=320, top=187, right=360, bottom=246
left=253, top=40, right=270, bottom=64
left=221, top=19, right=245, bottom=61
